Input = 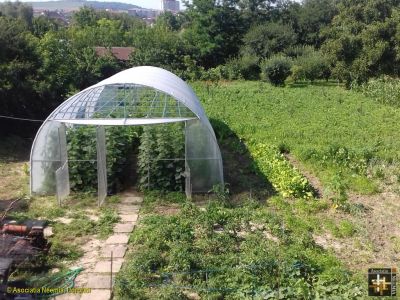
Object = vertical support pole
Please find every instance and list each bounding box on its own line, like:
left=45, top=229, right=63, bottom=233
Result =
left=184, top=121, right=192, bottom=200
left=97, top=126, right=107, bottom=206
left=110, top=251, right=113, bottom=294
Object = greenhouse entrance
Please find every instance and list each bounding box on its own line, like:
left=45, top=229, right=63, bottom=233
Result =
left=30, top=66, right=224, bottom=206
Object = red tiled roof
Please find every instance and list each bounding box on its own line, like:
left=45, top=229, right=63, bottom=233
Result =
left=94, top=47, right=134, bottom=61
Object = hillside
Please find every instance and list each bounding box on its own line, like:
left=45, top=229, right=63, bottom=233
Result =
left=30, top=0, right=141, bottom=11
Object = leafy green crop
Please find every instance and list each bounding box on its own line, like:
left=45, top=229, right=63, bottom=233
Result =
left=67, top=125, right=140, bottom=192
left=248, top=143, right=314, bottom=199
left=138, top=123, right=185, bottom=191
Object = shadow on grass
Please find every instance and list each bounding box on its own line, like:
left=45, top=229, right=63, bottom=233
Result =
left=210, top=119, right=276, bottom=202
left=0, top=135, right=32, bottom=162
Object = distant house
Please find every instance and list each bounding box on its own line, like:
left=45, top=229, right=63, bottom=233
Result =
left=94, top=47, right=134, bottom=62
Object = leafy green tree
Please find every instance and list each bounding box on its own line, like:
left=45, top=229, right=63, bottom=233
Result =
left=296, top=0, right=338, bottom=47
left=72, top=6, right=98, bottom=27
left=322, top=0, right=400, bottom=85
left=182, top=0, right=245, bottom=68
left=32, top=15, right=62, bottom=37
left=155, top=11, right=184, bottom=31
left=129, top=26, right=187, bottom=72
left=0, top=1, right=33, bottom=29
left=241, top=21, right=297, bottom=59
left=0, top=17, right=40, bottom=114
left=35, top=30, right=76, bottom=105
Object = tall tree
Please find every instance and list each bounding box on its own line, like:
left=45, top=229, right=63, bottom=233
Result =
left=182, top=0, right=245, bottom=68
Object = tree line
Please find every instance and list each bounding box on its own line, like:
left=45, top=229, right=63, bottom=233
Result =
left=1, top=0, right=400, bottom=135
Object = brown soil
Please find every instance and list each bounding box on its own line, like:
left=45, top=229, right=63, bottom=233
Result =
left=284, top=153, right=400, bottom=272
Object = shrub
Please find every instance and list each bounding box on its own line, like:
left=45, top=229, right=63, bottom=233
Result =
left=291, top=50, right=331, bottom=82
left=261, top=55, right=292, bottom=86
left=225, top=55, right=260, bottom=80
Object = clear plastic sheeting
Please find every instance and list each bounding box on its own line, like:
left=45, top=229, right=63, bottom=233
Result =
left=30, top=66, right=224, bottom=197
left=185, top=120, right=224, bottom=192
left=31, top=121, right=64, bottom=194
left=56, top=161, right=70, bottom=206
left=55, top=123, right=70, bottom=205
left=96, top=126, right=107, bottom=206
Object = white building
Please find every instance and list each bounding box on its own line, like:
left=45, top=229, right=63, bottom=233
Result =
left=161, top=0, right=180, bottom=12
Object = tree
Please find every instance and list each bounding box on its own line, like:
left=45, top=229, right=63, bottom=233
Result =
left=129, top=26, right=187, bottom=73
left=0, top=16, right=44, bottom=135
left=296, top=0, right=338, bottom=47
left=322, top=0, right=400, bottom=85
left=241, top=21, right=297, bottom=59
left=0, top=1, right=33, bottom=29
left=182, top=0, right=245, bottom=68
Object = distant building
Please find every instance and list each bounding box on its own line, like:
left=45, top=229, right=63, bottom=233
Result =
left=128, top=8, right=160, bottom=19
left=162, top=0, right=180, bottom=12
left=94, top=47, right=134, bottom=61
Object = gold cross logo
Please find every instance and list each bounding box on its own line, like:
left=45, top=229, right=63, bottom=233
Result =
left=369, top=274, right=392, bottom=296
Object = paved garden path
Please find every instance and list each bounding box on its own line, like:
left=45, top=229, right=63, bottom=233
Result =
left=55, top=191, right=142, bottom=300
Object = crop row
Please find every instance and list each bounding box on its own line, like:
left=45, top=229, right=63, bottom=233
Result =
left=248, top=142, right=314, bottom=199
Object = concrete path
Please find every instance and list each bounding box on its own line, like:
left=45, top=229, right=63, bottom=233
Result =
left=55, top=192, right=142, bottom=300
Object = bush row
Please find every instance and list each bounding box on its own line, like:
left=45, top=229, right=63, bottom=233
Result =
left=184, top=48, right=331, bottom=86
left=248, top=143, right=314, bottom=199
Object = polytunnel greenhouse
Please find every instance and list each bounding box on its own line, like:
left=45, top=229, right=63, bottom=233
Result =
left=30, top=66, right=224, bottom=205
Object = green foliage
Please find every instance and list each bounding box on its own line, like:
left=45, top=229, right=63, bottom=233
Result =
left=249, top=143, right=314, bottom=199
left=291, top=50, right=331, bottom=82
left=193, top=81, right=400, bottom=196
left=356, top=76, right=400, bottom=107
left=129, top=26, right=186, bottom=72
left=322, top=0, right=400, bottom=85
left=261, top=55, right=292, bottom=86
left=182, top=0, right=245, bottom=68
left=67, top=126, right=139, bottom=192
left=138, top=123, right=185, bottom=191
left=115, top=200, right=363, bottom=299
left=242, top=22, right=297, bottom=60
left=0, top=1, right=33, bottom=29
left=97, top=207, right=120, bottom=238
left=224, top=55, right=260, bottom=80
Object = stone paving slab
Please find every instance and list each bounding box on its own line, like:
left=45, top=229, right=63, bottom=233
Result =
left=100, top=244, right=127, bottom=258
left=120, top=196, right=143, bottom=204
left=105, top=234, right=129, bottom=244
left=93, top=259, right=124, bottom=273
left=113, top=223, right=134, bottom=233
left=116, top=205, right=140, bottom=214
left=80, top=289, right=111, bottom=300
left=120, top=214, right=138, bottom=222
left=87, top=274, right=114, bottom=289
